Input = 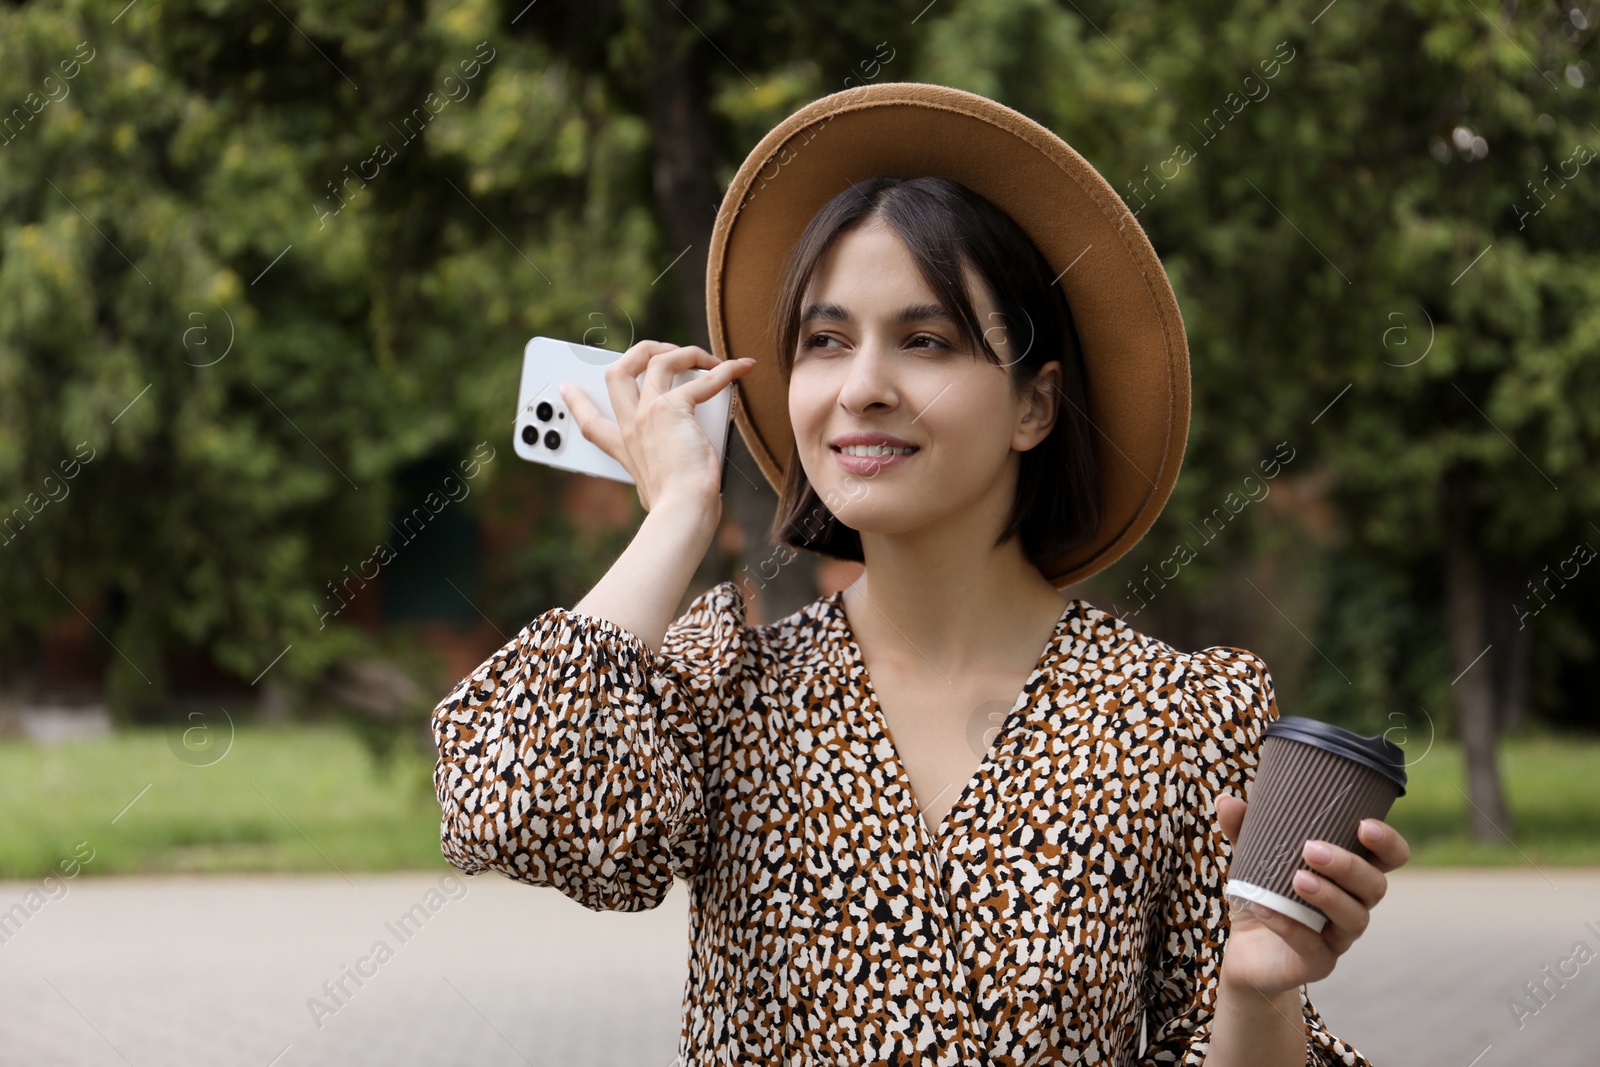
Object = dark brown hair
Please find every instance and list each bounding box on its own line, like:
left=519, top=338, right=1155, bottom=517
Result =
left=767, top=175, right=1100, bottom=570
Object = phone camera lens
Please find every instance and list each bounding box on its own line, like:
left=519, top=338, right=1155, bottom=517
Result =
left=535, top=401, right=554, bottom=422
left=521, top=425, right=537, bottom=446
left=544, top=429, right=561, bottom=450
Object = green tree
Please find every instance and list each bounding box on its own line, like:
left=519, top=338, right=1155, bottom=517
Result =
left=0, top=0, right=660, bottom=717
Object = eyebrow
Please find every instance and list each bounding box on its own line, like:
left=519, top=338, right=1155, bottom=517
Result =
left=799, top=302, right=958, bottom=326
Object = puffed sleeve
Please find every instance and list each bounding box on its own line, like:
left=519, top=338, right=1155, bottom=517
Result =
left=1136, top=646, right=1375, bottom=1067
left=431, top=579, right=752, bottom=913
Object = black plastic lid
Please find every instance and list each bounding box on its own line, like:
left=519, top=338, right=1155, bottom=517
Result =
left=1264, top=716, right=1408, bottom=796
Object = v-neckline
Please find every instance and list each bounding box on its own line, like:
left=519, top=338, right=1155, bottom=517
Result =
left=823, top=588, right=1080, bottom=852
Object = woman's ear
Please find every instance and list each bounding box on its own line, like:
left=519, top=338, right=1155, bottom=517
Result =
left=1014, top=361, right=1063, bottom=450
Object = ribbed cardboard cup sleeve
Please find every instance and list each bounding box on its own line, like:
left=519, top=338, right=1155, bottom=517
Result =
left=1224, top=722, right=1405, bottom=932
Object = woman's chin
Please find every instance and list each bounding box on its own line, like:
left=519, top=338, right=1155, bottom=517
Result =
left=825, top=503, right=935, bottom=539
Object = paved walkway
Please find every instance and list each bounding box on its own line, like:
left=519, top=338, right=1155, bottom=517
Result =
left=2, top=867, right=1595, bottom=1065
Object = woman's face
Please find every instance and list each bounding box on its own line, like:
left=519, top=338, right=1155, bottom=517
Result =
left=787, top=218, right=1059, bottom=545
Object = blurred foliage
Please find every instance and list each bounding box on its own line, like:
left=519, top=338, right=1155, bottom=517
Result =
left=0, top=0, right=1595, bottom=746
left=0, top=0, right=666, bottom=719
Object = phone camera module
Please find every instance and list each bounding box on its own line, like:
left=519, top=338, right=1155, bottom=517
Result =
left=520, top=425, right=537, bottom=446
left=543, top=429, right=561, bottom=450
left=535, top=400, right=554, bottom=422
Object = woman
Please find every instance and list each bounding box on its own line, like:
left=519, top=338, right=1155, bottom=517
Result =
left=432, top=84, right=1409, bottom=1066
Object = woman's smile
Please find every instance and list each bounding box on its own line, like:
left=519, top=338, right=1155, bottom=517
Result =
left=829, top=429, right=923, bottom=473
left=831, top=442, right=921, bottom=474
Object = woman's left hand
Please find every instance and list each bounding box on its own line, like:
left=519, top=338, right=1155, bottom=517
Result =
left=1212, top=791, right=1411, bottom=995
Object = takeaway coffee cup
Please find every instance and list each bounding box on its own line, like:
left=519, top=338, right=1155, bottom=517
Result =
left=1224, top=716, right=1407, bottom=933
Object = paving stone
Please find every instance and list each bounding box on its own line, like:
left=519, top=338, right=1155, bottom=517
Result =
left=2, top=867, right=1594, bottom=1065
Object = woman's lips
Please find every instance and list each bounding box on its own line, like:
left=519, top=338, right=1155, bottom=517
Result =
left=831, top=445, right=920, bottom=475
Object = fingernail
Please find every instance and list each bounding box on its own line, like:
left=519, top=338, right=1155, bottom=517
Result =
left=1303, top=840, right=1331, bottom=863
left=1294, top=869, right=1321, bottom=895
left=1251, top=902, right=1278, bottom=919
left=1360, top=820, right=1384, bottom=843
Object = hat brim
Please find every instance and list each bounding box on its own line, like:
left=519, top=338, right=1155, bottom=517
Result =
left=705, top=81, right=1190, bottom=590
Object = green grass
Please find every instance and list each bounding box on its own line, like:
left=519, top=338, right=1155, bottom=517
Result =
left=1381, top=733, right=1600, bottom=867
left=2, top=725, right=1597, bottom=880
left=0, top=723, right=451, bottom=880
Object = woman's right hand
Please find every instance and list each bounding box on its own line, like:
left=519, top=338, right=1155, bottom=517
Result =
left=559, top=340, right=755, bottom=514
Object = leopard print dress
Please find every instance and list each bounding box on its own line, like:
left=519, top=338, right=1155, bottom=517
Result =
left=432, top=579, right=1375, bottom=1066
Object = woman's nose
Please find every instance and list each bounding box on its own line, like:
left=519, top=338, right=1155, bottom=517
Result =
left=837, top=338, right=900, bottom=414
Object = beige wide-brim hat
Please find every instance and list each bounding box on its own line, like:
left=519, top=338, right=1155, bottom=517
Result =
left=705, top=81, right=1190, bottom=590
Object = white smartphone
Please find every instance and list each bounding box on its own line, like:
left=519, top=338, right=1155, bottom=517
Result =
left=513, top=336, right=736, bottom=489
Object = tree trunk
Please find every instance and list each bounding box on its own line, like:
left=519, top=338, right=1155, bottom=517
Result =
left=642, top=32, right=717, bottom=354
left=104, top=594, right=169, bottom=727
left=641, top=25, right=818, bottom=624
left=1484, top=561, right=1531, bottom=735
left=1445, top=540, right=1513, bottom=842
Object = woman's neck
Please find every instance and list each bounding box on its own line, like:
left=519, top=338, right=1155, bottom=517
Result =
left=840, top=539, right=1069, bottom=677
